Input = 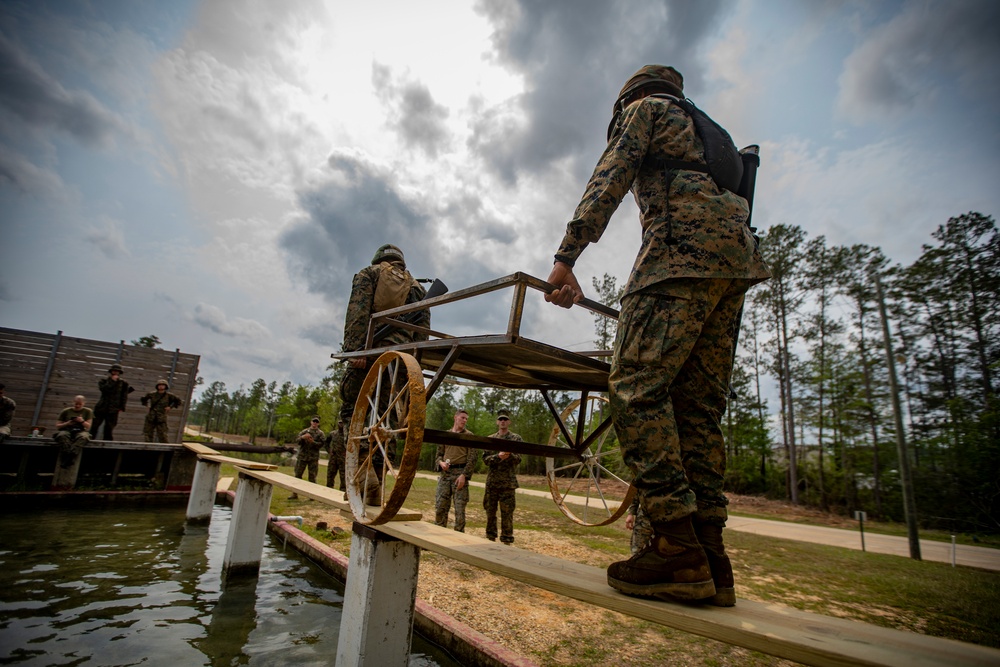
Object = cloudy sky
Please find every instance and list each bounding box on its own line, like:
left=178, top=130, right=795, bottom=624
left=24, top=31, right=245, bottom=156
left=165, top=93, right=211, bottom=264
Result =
left=2, top=0, right=998, bottom=396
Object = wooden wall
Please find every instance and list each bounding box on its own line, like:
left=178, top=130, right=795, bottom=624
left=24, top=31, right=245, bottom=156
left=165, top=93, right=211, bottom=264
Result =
left=0, top=328, right=200, bottom=443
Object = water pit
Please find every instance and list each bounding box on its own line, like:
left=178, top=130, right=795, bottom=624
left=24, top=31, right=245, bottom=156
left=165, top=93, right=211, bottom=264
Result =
left=0, top=505, right=460, bottom=666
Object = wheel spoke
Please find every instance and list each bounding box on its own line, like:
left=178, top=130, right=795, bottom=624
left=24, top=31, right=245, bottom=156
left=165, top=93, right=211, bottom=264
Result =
left=545, top=395, right=633, bottom=526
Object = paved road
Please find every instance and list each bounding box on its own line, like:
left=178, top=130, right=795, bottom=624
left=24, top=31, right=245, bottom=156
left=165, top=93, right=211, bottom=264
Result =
left=415, top=472, right=1000, bottom=571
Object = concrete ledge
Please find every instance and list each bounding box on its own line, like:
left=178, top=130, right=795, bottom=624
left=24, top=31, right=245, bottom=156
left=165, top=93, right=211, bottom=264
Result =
left=0, top=490, right=190, bottom=509
left=218, top=489, right=537, bottom=667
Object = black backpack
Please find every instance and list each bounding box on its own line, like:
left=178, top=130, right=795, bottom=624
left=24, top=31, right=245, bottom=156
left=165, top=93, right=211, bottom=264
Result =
left=644, top=94, right=744, bottom=195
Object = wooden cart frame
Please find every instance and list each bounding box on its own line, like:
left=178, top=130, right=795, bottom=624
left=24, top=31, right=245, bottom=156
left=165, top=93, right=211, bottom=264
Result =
left=332, top=272, right=636, bottom=525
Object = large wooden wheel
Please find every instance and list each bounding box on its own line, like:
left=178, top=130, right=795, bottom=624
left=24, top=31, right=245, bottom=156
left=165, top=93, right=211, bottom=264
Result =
left=545, top=396, right=635, bottom=526
left=346, top=351, right=426, bottom=525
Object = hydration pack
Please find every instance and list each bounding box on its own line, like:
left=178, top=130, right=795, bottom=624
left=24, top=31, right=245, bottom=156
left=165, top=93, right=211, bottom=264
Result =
left=645, top=94, right=744, bottom=196
left=373, top=262, right=415, bottom=313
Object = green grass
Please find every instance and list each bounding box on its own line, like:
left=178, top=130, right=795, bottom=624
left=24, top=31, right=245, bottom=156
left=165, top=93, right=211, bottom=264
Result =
left=216, top=458, right=1000, bottom=657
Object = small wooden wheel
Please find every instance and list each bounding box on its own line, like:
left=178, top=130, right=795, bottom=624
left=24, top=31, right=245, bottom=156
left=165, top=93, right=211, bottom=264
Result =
left=545, top=395, right=635, bottom=526
left=345, top=351, right=426, bottom=525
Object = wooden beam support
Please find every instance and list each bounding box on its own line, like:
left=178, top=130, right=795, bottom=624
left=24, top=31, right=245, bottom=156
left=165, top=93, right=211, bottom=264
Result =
left=336, top=522, right=420, bottom=667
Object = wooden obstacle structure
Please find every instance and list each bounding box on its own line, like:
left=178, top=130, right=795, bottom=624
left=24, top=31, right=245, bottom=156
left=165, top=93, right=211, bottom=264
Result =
left=183, top=455, right=1000, bottom=667
left=0, top=327, right=199, bottom=443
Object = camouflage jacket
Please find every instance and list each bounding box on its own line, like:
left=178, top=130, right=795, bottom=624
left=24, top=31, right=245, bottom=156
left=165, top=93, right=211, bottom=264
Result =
left=141, top=391, right=182, bottom=419
left=555, top=96, right=770, bottom=297
left=95, top=377, right=133, bottom=413
left=297, top=426, right=326, bottom=456
left=483, top=431, right=523, bottom=490
left=0, top=396, right=14, bottom=427
left=342, top=263, right=430, bottom=353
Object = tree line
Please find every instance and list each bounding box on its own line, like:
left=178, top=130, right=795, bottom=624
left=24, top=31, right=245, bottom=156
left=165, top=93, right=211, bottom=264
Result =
left=188, top=211, right=998, bottom=535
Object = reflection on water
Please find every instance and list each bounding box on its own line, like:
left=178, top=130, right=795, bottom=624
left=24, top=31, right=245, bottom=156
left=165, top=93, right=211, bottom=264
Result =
left=0, top=506, right=459, bottom=666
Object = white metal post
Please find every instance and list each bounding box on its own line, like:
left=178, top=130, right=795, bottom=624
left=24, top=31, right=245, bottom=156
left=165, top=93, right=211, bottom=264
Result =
left=336, top=523, right=420, bottom=667
left=222, top=473, right=273, bottom=578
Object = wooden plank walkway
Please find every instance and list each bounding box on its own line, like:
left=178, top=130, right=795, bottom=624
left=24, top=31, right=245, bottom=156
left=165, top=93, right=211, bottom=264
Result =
left=372, top=520, right=999, bottom=667
left=237, top=468, right=423, bottom=522
left=228, top=465, right=999, bottom=666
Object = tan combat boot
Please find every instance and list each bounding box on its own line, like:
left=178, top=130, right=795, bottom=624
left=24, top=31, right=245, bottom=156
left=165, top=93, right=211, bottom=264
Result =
left=693, top=520, right=736, bottom=607
left=607, top=515, right=715, bottom=601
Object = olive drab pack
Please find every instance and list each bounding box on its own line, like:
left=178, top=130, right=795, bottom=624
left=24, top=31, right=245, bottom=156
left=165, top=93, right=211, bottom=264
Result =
left=646, top=94, right=744, bottom=195
left=373, top=262, right=414, bottom=313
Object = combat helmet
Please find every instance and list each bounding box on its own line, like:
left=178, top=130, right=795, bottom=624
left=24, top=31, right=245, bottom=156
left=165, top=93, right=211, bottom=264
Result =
left=108, top=363, right=124, bottom=374
left=608, top=65, right=685, bottom=140
left=155, top=379, right=169, bottom=390
left=371, top=244, right=405, bottom=266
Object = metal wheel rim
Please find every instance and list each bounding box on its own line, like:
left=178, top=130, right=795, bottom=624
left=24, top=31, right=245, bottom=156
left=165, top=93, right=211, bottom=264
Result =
left=345, top=351, right=425, bottom=525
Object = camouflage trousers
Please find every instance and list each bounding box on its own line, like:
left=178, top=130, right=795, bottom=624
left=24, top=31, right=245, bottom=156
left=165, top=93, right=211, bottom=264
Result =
left=90, top=409, right=120, bottom=440
left=339, top=366, right=365, bottom=424
left=435, top=468, right=470, bottom=532
left=295, top=449, right=321, bottom=483
left=483, top=487, right=516, bottom=543
left=143, top=416, right=168, bottom=443
left=326, top=451, right=347, bottom=491
left=609, top=278, right=751, bottom=528
left=54, top=429, right=91, bottom=467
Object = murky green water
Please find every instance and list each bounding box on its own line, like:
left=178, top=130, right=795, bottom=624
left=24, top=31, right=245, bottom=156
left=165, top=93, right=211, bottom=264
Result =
left=0, top=505, right=460, bottom=666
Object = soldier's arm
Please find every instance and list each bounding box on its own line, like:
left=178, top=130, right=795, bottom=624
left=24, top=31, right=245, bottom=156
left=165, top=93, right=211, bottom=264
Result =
left=342, top=269, right=377, bottom=352
left=463, top=447, right=480, bottom=480
left=554, top=100, right=653, bottom=267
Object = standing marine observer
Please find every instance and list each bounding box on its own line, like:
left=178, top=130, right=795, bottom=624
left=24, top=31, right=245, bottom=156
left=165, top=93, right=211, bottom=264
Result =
left=544, top=65, right=770, bottom=605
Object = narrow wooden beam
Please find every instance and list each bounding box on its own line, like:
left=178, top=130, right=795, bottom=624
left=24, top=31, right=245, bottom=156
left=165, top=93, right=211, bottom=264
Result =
left=236, top=468, right=422, bottom=522
left=371, top=520, right=1000, bottom=667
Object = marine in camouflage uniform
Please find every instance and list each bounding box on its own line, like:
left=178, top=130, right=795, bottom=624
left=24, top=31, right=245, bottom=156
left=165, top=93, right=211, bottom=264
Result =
left=293, top=417, right=325, bottom=494
left=90, top=364, right=134, bottom=441
left=325, top=419, right=347, bottom=492
left=140, top=380, right=182, bottom=443
left=482, top=410, right=522, bottom=544
left=434, top=410, right=479, bottom=532
left=545, top=65, right=770, bottom=605
left=54, top=395, right=93, bottom=467
left=339, top=244, right=430, bottom=427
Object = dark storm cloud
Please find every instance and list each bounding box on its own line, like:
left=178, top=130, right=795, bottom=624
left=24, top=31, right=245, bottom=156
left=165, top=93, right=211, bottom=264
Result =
left=838, top=0, right=1000, bottom=121
left=372, top=63, right=451, bottom=158
left=280, top=150, right=437, bottom=300
left=0, top=32, right=119, bottom=146
left=471, top=0, right=727, bottom=183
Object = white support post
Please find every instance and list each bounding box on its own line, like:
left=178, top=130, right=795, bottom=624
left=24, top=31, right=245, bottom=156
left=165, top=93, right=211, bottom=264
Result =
left=336, top=523, right=420, bottom=667
left=222, top=473, right=273, bottom=578
left=186, top=459, right=222, bottom=523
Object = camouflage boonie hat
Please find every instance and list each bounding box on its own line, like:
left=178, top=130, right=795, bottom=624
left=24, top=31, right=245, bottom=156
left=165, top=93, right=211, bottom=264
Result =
left=108, top=364, right=124, bottom=374
left=371, top=244, right=405, bottom=266
left=156, top=379, right=169, bottom=389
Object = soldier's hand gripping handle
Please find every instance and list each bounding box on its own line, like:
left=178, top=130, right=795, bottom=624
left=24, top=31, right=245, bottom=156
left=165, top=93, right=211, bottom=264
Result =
left=544, top=261, right=583, bottom=308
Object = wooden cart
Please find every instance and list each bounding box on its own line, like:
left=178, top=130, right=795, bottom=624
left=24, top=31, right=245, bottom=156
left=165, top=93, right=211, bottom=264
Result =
left=331, top=272, right=636, bottom=525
